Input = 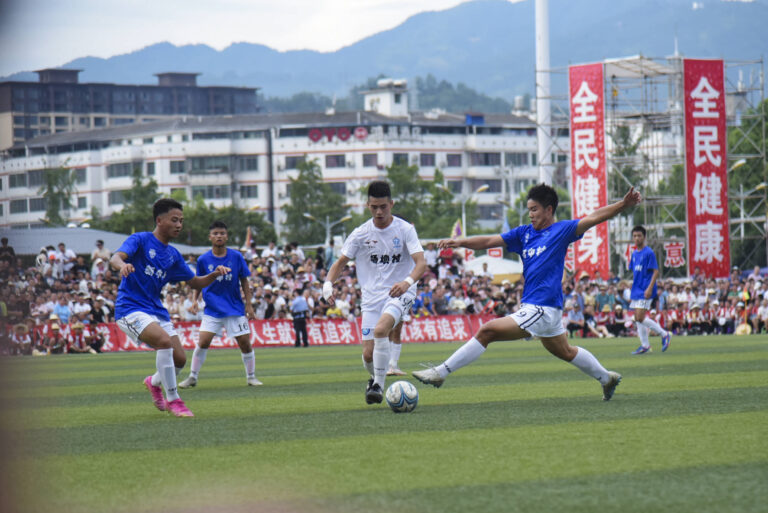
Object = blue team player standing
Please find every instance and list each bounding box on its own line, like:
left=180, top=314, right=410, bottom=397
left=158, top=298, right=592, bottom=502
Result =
left=179, top=221, right=262, bottom=388
left=111, top=199, right=231, bottom=417
left=413, top=183, right=642, bottom=401
left=628, top=225, right=671, bottom=354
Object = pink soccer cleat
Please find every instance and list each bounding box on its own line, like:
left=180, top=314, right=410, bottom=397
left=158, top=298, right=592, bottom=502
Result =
left=166, top=398, right=194, bottom=417
left=144, top=375, right=167, bottom=411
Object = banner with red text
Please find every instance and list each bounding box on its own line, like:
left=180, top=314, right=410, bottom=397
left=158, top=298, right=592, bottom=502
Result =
left=569, top=63, right=609, bottom=280
left=684, top=59, right=730, bottom=278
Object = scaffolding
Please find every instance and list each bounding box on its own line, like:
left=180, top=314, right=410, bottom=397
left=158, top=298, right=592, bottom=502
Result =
left=537, top=55, right=766, bottom=277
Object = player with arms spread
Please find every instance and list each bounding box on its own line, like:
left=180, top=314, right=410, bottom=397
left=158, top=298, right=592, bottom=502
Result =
left=111, top=199, right=231, bottom=417
left=629, top=225, right=671, bottom=354
left=179, top=220, right=263, bottom=388
left=324, top=181, right=427, bottom=404
left=413, top=183, right=641, bottom=401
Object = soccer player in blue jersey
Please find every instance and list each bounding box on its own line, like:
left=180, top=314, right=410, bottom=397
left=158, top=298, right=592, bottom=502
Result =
left=629, top=225, right=671, bottom=354
left=111, top=199, right=231, bottom=417
left=179, top=220, right=262, bottom=388
left=413, top=183, right=641, bottom=401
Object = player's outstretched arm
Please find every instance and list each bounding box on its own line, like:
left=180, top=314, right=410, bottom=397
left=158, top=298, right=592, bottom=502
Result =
left=438, top=235, right=505, bottom=251
left=323, top=254, right=350, bottom=305
left=576, top=186, right=642, bottom=236
left=188, top=265, right=231, bottom=290
left=110, top=252, right=134, bottom=278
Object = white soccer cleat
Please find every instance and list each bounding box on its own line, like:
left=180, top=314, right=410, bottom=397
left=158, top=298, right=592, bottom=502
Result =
left=178, top=375, right=197, bottom=389
left=247, top=377, right=263, bottom=386
left=412, top=367, right=445, bottom=388
left=387, top=366, right=406, bottom=376
left=602, top=371, right=622, bottom=401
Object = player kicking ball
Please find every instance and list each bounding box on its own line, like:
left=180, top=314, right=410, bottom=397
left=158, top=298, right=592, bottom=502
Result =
left=413, top=184, right=642, bottom=401
left=179, top=221, right=262, bottom=389
left=111, top=199, right=232, bottom=417
left=324, top=181, right=426, bottom=404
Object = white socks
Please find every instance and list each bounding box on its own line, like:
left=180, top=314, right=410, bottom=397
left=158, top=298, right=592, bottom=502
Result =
left=637, top=323, right=650, bottom=349
left=242, top=350, right=256, bottom=378
left=372, top=337, right=390, bottom=387
left=437, top=337, right=486, bottom=378
left=389, top=343, right=402, bottom=369
left=570, top=347, right=610, bottom=384
left=150, top=365, right=182, bottom=385
left=190, top=346, right=208, bottom=378
left=362, top=352, right=374, bottom=377
left=640, top=317, right=668, bottom=337
left=156, top=348, right=180, bottom=401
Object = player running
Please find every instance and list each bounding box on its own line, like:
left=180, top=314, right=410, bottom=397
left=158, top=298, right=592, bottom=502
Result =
left=324, top=181, right=426, bottom=404
left=628, top=225, right=671, bottom=354
left=179, top=220, right=263, bottom=389
left=111, top=199, right=231, bottom=417
left=413, top=183, right=641, bottom=401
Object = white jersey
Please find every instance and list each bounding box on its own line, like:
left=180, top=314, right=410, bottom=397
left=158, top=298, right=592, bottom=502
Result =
left=342, top=216, right=423, bottom=307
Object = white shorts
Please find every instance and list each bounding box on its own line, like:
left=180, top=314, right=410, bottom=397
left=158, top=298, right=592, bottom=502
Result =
left=200, top=314, right=250, bottom=337
left=509, top=303, right=566, bottom=338
left=629, top=299, right=653, bottom=311
left=117, top=311, right=177, bottom=344
left=361, top=291, right=416, bottom=340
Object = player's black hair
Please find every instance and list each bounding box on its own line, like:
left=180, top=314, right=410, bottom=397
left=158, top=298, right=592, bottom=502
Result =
left=367, top=180, right=392, bottom=199
left=209, top=220, right=228, bottom=231
left=631, top=225, right=647, bottom=237
left=153, top=198, right=183, bottom=222
left=526, top=183, right=559, bottom=214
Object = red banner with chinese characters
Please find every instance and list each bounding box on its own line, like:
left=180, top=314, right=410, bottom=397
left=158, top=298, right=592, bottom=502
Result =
left=569, top=63, right=609, bottom=280
left=684, top=59, right=730, bottom=278
left=663, top=241, right=686, bottom=269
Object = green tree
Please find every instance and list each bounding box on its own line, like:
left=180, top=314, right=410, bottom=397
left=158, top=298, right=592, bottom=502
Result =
left=282, top=159, right=349, bottom=244
left=92, top=167, right=161, bottom=234
left=608, top=125, right=646, bottom=204
left=38, top=165, right=77, bottom=226
left=176, top=193, right=276, bottom=247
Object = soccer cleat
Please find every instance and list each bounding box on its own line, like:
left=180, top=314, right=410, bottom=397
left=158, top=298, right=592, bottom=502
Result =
left=178, top=375, right=197, bottom=389
left=631, top=346, right=651, bottom=355
left=602, top=371, right=622, bottom=401
left=661, top=333, right=671, bottom=352
left=247, top=377, right=263, bottom=386
left=365, top=382, right=384, bottom=404
left=387, top=366, right=406, bottom=376
left=412, top=367, right=445, bottom=388
left=144, top=375, right=167, bottom=411
left=166, top=398, right=194, bottom=417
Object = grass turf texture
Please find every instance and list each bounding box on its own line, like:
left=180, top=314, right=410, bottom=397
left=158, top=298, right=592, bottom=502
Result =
left=1, top=334, right=766, bottom=513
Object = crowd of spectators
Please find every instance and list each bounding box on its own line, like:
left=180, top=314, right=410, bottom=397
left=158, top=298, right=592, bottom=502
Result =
left=1, top=234, right=766, bottom=356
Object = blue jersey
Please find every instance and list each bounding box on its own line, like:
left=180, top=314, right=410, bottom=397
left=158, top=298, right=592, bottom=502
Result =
left=630, top=246, right=658, bottom=300
left=197, top=248, right=251, bottom=318
left=501, top=219, right=583, bottom=309
left=115, top=232, right=194, bottom=321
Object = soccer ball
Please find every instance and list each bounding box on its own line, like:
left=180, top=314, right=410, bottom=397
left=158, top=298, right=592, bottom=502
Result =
left=385, top=380, right=419, bottom=413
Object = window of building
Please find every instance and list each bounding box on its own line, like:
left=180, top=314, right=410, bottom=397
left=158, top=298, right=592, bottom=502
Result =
left=470, top=152, right=501, bottom=166
left=27, top=170, right=44, bottom=187
left=107, top=162, right=133, bottom=178
left=29, top=197, right=47, bottom=212
left=238, top=157, right=259, bottom=171
left=285, top=156, right=305, bottom=169
left=531, top=153, right=537, bottom=166
left=325, top=154, right=346, bottom=168
left=13, top=116, right=25, bottom=125
left=0, top=204, right=3, bottom=216
left=94, top=117, right=106, bottom=127
left=362, top=153, right=378, bottom=167
left=446, top=180, right=462, bottom=193
left=505, top=152, right=529, bottom=167
left=191, top=185, right=231, bottom=200
left=13, top=129, right=25, bottom=138
left=170, top=161, right=186, bottom=174
left=446, top=154, right=462, bottom=167
left=469, top=179, right=501, bottom=193
left=240, top=185, right=259, bottom=199
left=76, top=168, right=87, bottom=184
left=108, top=190, right=127, bottom=205
left=393, top=153, right=408, bottom=165
left=420, top=153, right=436, bottom=167
left=39, top=117, right=50, bottom=125
left=146, top=162, right=155, bottom=176
left=54, top=117, right=68, bottom=127
left=80, top=117, right=90, bottom=126
left=10, top=199, right=28, bottom=214
left=394, top=93, right=402, bottom=104
left=9, top=173, right=27, bottom=188
left=328, top=182, right=347, bottom=196
left=188, top=156, right=229, bottom=173
left=27, top=116, right=38, bottom=124
left=78, top=197, right=87, bottom=209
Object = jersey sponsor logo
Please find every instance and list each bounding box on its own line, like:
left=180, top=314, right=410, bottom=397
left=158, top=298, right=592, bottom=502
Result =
left=369, top=253, right=402, bottom=264
left=523, top=246, right=548, bottom=259
left=393, top=237, right=401, bottom=249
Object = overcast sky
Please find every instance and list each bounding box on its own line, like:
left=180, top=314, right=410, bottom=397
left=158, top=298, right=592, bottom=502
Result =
left=0, top=0, right=480, bottom=77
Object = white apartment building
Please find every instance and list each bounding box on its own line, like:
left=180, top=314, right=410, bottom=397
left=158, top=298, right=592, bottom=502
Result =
left=0, top=80, right=568, bottom=233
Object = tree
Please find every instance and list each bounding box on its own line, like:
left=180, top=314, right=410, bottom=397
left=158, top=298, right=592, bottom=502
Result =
left=38, top=165, right=77, bottom=226
left=608, top=124, right=646, bottom=203
left=282, top=159, right=349, bottom=244
left=91, top=166, right=161, bottom=234
left=176, top=192, right=276, bottom=246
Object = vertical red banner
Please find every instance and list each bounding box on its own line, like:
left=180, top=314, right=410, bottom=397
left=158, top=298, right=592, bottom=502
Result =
left=569, top=63, right=609, bottom=280
left=683, top=59, right=730, bottom=278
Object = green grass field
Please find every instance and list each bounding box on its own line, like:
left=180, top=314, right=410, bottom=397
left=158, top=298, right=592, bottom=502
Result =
left=1, top=334, right=767, bottom=513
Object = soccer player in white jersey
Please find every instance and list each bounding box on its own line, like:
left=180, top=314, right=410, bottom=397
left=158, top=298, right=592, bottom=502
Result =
left=179, top=220, right=262, bottom=389
left=413, top=184, right=642, bottom=401
left=111, top=199, right=231, bottom=417
left=629, top=225, right=671, bottom=354
left=324, top=181, right=427, bottom=404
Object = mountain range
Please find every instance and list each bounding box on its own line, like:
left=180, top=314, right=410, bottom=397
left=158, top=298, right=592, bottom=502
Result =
left=3, top=0, right=767, bottom=101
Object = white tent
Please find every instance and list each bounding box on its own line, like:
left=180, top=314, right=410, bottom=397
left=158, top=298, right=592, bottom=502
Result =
left=463, top=255, right=523, bottom=280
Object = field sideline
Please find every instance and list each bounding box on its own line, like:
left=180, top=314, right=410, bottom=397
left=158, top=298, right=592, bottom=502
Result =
left=1, top=334, right=766, bottom=513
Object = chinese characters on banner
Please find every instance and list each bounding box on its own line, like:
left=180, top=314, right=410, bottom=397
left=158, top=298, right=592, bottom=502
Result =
left=683, top=59, right=730, bottom=278
left=569, top=63, right=610, bottom=279
left=664, top=241, right=686, bottom=268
